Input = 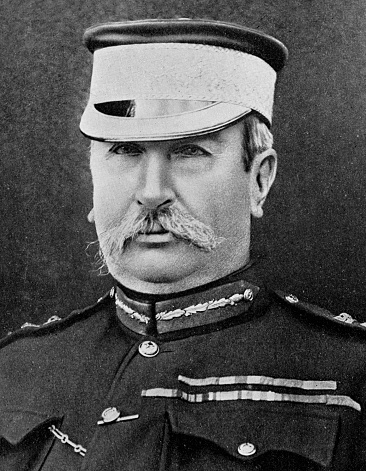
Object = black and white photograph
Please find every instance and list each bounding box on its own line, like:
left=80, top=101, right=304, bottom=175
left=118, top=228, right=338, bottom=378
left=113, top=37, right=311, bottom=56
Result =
left=1, top=1, right=366, bottom=469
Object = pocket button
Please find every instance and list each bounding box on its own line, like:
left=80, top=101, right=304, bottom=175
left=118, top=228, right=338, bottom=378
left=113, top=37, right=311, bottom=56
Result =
left=237, top=442, right=257, bottom=456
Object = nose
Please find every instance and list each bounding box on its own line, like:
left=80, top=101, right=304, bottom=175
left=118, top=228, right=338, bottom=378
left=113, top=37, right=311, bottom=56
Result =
left=135, top=152, right=175, bottom=210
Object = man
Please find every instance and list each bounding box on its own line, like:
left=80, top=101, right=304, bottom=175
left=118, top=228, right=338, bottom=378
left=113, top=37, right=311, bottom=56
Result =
left=1, top=18, right=366, bottom=471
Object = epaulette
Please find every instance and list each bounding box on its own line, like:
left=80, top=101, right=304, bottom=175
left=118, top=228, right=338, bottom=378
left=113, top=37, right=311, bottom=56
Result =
left=0, top=287, right=116, bottom=349
left=273, top=289, right=366, bottom=333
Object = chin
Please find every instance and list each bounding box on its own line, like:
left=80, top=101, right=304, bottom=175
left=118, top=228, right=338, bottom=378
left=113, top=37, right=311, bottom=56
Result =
left=108, top=246, right=207, bottom=285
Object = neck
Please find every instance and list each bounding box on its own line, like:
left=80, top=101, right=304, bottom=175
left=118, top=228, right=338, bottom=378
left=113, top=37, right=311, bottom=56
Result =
left=116, top=259, right=256, bottom=301
left=113, top=251, right=251, bottom=295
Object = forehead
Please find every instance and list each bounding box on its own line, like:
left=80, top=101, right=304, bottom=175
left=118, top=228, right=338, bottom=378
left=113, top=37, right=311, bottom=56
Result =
left=92, top=121, right=244, bottom=152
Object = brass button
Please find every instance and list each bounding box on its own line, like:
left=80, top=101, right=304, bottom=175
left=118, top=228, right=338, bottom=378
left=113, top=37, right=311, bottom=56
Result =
left=243, top=289, right=254, bottom=301
left=237, top=442, right=257, bottom=456
left=101, top=407, right=120, bottom=423
left=285, top=294, right=298, bottom=304
left=138, top=340, right=159, bottom=357
left=334, top=312, right=354, bottom=324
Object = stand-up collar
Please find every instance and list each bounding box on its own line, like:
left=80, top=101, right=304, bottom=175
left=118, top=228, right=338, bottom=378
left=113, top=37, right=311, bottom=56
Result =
left=114, top=271, right=262, bottom=336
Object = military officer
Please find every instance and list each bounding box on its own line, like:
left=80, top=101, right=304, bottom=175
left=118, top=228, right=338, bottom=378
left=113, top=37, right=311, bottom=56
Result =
left=1, top=18, right=366, bottom=471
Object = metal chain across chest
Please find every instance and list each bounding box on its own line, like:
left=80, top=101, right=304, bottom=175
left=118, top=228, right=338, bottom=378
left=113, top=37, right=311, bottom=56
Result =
left=49, top=425, right=87, bottom=457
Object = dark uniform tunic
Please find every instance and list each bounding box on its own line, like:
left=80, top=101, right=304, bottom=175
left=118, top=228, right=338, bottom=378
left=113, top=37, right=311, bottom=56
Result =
left=1, top=267, right=366, bottom=470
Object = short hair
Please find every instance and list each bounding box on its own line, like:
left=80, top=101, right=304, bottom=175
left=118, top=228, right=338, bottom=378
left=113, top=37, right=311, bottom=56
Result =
left=242, top=113, right=274, bottom=171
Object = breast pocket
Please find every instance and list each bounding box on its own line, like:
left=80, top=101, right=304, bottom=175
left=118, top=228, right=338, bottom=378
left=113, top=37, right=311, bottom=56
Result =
left=0, top=409, right=63, bottom=471
left=166, top=401, right=340, bottom=470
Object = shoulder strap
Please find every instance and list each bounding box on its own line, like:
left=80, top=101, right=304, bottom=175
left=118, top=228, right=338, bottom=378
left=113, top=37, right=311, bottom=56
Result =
left=273, top=289, right=366, bottom=333
left=0, top=287, right=115, bottom=349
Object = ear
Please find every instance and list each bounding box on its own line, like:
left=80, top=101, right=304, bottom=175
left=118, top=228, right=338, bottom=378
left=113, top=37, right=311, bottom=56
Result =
left=249, top=149, right=277, bottom=218
left=87, top=208, right=95, bottom=223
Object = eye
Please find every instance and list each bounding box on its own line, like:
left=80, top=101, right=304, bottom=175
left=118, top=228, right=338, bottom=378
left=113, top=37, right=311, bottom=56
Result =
left=170, top=145, right=209, bottom=159
left=109, top=143, right=143, bottom=157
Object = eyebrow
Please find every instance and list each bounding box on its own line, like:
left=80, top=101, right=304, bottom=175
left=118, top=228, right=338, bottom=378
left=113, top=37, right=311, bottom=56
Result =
left=179, top=132, right=225, bottom=145
left=108, top=131, right=226, bottom=150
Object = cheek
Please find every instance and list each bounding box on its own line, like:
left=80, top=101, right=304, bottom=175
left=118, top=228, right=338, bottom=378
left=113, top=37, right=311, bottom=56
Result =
left=181, top=178, right=248, bottom=237
left=91, top=170, right=133, bottom=226
left=206, top=175, right=250, bottom=235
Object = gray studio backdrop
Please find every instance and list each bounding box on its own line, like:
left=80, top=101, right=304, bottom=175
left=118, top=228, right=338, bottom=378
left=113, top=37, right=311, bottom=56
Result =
left=1, top=0, right=366, bottom=335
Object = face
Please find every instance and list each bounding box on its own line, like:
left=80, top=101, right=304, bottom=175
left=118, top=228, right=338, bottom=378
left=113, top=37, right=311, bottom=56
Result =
left=90, top=121, right=258, bottom=293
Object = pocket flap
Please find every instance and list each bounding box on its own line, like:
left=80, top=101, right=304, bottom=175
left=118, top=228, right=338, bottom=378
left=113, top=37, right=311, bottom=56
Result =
left=169, top=401, right=339, bottom=467
left=0, top=409, right=62, bottom=445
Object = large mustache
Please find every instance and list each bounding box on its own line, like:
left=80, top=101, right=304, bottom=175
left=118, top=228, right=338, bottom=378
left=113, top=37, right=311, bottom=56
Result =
left=98, top=204, right=223, bottom=255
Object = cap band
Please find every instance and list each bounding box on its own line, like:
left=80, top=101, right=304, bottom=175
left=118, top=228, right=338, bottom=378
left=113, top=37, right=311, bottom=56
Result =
left=94, top=99, right=217, bottom=118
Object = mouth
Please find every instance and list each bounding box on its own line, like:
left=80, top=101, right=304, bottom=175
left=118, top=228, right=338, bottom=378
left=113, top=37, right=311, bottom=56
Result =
left=135, top=222, right=173, bottom=244
left=146, top=222, right=168, bottom=234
